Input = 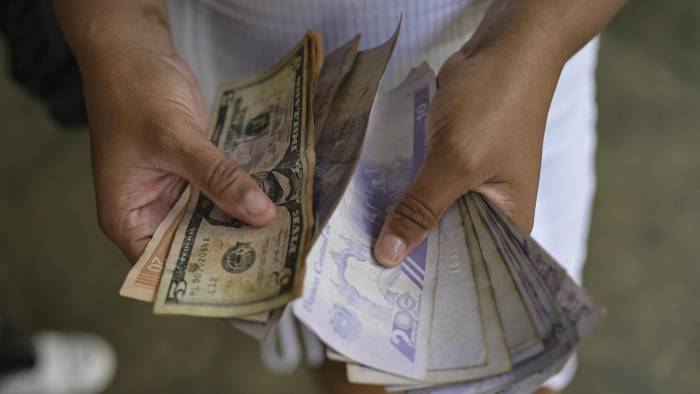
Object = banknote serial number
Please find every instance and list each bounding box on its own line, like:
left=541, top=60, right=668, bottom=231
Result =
left=168, top=238, right=217, bottom=301
left=187, top=238, right=212, bottom=298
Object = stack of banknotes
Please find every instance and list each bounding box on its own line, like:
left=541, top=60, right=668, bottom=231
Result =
left=119, top=25, right=601, bottom=393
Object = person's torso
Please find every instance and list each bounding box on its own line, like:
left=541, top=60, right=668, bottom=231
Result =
left=167, top=0, right=600, bottom=154
left=167, top=0, right=487, bottom=98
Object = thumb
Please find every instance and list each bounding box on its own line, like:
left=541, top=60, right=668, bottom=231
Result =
left=172, top=133, right=277, bottom=226
left=373, top=155, right=471, bottom=267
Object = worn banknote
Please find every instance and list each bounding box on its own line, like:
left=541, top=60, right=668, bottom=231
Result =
left=347, top=200, right=511, bottom=386
left=153, top=33, right=322, bottom=317
left=294, top=59, right=438, bottom=380
left=313, top=25, right=399, bottom=231
left=428, top=203, right=486, bottom=370
left=120, top=31, right=355, bottom=320
left=402, top=194, right=601, bottom=394
left=461, top=198, right=544, bottom=364
left=474, top=194, right=600, bottom=339
left=312, top=35, right=360, bottom=143
left=340, top=202, right=485, bottom=372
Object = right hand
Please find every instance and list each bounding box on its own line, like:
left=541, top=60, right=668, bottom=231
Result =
left=82, top=51, right=277, bottom=262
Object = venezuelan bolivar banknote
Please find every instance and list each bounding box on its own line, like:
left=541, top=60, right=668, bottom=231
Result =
left=396, top=194, right=601, bottom=393
left=294, top=59, right=439, bottom=380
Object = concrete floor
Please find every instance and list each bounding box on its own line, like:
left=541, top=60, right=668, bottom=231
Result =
left=1, top=1, right=699, bottom=393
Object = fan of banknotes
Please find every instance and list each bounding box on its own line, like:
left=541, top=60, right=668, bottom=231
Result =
left=119, top=24, right=601, bottom=393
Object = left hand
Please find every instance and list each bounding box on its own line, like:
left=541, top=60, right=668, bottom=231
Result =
left=373, top=44, right=562, bottom=267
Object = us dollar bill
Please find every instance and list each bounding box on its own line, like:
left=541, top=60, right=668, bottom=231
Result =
left=118, top=185, right=270, bottom=322
left=120, top=34, right=355, bottom=306
left=153, top=33, right=322, bottom=318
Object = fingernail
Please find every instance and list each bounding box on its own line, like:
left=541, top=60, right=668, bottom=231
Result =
left=376, top=233, right=407, bottom=266
left=243, top=189, right=273, bottom=217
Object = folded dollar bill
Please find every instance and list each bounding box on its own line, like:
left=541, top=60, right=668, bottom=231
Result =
left=118, top=22, right=601, bottom=392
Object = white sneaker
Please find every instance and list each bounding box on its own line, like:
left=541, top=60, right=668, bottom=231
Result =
left=0, top=332, right=116, bottom=394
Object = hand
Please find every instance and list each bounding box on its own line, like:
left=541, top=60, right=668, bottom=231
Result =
left=82, top=52, right=277, bottom=262
left=373, top=44, right=562, bottom=267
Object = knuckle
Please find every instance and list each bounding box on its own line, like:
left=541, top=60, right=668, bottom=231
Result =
left=205, top=157, right=245, bottom=197
left=100, top=206, right=146, bottom=259
left=96, top=212, right=112, bottom=238
left=96, top=208, right=125, bottom=249
left=518, top=206, right=536, bottom=233
left=94, top=196, right=116, bottom=239
left=484, top=191, right=536, bottom=233
left=391, top=194, right=439, bottom=233
left=510, top=209, right=534, bottom=233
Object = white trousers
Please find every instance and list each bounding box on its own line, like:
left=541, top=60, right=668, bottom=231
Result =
left=167, top=1, right=599, bottom=390
left=536, top=38, right=599, bottom=391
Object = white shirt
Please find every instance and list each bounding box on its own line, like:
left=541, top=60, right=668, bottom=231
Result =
left=166, top=0, right=597, bottom=152
left=167, top=0, right=488, bottom=98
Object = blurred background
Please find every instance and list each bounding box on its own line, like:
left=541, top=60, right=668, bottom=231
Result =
left=0, top=1, right=699, bottom=393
